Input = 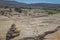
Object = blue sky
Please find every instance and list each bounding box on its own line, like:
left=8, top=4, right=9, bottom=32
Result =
left=15, top=0, right=60, bottom=4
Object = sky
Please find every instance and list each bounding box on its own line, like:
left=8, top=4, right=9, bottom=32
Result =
left=14, top=0, right=60, bottom=4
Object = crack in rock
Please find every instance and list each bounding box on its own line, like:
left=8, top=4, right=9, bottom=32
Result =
left=19, top=26, right=60, bottom=40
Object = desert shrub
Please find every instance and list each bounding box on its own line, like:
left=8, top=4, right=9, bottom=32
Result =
left=14, top=7, right=22, bottom=13
left=9, top=8, right=12, bottom=12
left=4, top=6, right=9, bottom=9
left=0, top=11, right=4, bottom=15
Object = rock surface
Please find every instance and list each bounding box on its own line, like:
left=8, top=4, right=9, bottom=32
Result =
left=0, top=14, right=60, bottom=40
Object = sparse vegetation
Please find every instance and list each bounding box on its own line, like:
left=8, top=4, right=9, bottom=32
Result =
left=0, top=7, right=60, bottom=17
left=14, top=7, right=22, bottom=13
left=47, top=9, right=60, bottom=14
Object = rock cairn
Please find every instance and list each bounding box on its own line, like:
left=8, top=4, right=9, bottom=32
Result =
left=6, top=24, right=20, bottom=40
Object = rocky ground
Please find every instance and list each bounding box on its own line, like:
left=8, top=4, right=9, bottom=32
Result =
left=0, top=13, right=60, bottom=40
left=0, top=14, right=60, bottom=40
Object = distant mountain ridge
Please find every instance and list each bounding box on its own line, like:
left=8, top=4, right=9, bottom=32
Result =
left=30, top=3, right=60, bottom=9
left=0, top=0, right=60, bottom=9
left=0, top=0, right=27, bottom=7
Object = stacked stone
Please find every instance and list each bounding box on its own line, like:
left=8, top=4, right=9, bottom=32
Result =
left=6, top=24, right=20, bottom=40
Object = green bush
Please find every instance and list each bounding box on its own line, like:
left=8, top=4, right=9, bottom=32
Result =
left=47, top=10, right=60, bottom=14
